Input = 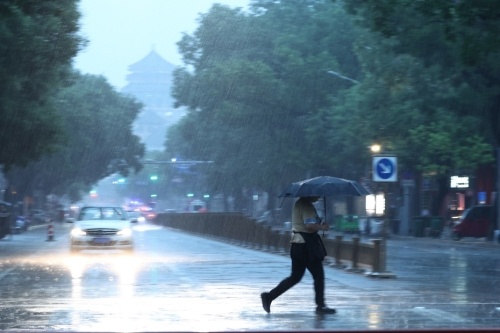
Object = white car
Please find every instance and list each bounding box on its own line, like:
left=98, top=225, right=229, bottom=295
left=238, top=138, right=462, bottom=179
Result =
left=126, top=210, right=146, bottom=223
left=68, top=206, right=137, bottom=253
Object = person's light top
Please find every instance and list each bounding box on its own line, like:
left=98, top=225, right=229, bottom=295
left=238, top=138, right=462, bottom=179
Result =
left=291, top=198, right=319, bottom=243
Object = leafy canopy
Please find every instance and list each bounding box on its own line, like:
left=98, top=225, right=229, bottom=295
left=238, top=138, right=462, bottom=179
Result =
left=5, top=73, right=145, bottom=202
left=0, top=0, right=85, bottom=171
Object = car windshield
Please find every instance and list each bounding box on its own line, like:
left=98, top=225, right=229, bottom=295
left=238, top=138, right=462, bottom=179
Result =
left=1, top=0, right=499, bottom=332
left=78, top=207, right=126, bottom=221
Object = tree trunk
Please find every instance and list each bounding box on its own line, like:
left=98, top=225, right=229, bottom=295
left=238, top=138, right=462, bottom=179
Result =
left=432, top=175, right=449, bottom=217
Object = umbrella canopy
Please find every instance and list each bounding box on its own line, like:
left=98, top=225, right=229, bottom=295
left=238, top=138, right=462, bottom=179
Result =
left=278, top=176, right=371, bottom=198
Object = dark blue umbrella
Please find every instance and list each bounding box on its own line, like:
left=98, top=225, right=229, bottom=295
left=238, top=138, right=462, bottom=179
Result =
left=278, top=176, right=371, bottom=198
left=278, top=176, right=371, bottom=231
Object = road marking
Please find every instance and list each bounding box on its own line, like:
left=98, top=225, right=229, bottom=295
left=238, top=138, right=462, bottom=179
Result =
left=411, top=307, right=470, bottom=323
left=0, top=267, right=15, bottom=281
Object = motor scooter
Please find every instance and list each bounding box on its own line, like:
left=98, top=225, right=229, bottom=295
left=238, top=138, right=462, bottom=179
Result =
left=14, top=216, right=28, bottom=233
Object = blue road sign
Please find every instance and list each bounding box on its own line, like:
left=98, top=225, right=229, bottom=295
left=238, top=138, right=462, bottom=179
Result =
left=373, top=156, right=397, bottom=182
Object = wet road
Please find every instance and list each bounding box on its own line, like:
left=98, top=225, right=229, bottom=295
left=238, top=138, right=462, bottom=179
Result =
left=0, top=222, right=499, bottom=331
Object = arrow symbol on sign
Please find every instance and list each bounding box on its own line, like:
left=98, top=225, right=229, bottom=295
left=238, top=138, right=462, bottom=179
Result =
left=378, top=162, right=392, bottom=174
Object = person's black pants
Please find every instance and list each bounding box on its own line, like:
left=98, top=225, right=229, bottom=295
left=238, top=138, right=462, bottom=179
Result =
left=268, top=243, right=325, bottom=307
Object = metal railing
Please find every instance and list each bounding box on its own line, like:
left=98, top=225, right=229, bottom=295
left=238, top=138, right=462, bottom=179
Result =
left=155, top=212, right=392, bottom=277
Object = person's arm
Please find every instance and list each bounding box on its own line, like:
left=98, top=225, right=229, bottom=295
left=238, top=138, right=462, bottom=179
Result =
left=302, top=203, right=330, bottom=232
left=294, top=201, right=330, bottom=233
left=305, top=221, right=329, bottom=232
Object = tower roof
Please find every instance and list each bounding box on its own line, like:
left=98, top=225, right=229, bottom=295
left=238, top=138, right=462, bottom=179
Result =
left=128, top=49, right=176, bottom=73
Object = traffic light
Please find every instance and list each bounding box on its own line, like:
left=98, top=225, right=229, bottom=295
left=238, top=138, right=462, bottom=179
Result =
left=150, top=175, right=158, bottom=181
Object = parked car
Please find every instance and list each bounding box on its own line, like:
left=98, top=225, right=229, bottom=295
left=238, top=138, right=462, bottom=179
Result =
left=187, top=199, right=207, bottom=213
left=67, top=206, right=137, bottom=253
left=256, top=209, right=282, bottom=227
left=0, top=201, right=12, bottom=239
left=451, top=205, right=494, bottom=240
left=29, top=209, right=48, bottom=224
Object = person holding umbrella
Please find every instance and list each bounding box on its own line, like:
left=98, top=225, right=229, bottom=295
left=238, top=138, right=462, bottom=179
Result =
left=260, top=196, right=336, bottom=314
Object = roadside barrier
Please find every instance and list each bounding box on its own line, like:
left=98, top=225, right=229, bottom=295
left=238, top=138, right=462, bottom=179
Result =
left=46, top=221, right=54, bottom=241
left=155, top=212, right=392, bottom=277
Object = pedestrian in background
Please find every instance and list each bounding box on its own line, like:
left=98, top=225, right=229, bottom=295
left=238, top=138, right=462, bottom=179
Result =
left=260, top=196, right=336, bottom=314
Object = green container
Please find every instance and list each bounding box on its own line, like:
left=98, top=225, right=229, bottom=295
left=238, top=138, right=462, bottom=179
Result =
left=413, top=216, right=442, bottom=237
left=336, top=214, right=359, bottom=233
left=430, top=216, right=444, bottom=237
left=412, top=216, right=426, bottom=237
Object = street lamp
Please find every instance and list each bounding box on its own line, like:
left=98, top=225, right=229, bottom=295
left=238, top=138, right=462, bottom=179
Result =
left=327, top=70, right=359, bottom=84
left=367, top=144, right=384, bottom=217
left=370, top=144, right=381, bottom=154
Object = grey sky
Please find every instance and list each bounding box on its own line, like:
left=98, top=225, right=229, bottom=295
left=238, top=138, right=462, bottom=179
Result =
left=73, top=0, right=249, bottom=89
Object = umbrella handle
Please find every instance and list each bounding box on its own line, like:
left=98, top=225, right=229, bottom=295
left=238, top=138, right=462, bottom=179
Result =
left=322, top=196, right=326, bottom=238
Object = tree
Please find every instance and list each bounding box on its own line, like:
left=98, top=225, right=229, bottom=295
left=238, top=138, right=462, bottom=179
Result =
left=341, top=0, right=500, bottom=146
left=5, top=74, right=145, bottom=203
left=0, top=0, right=85, bottom=171
left=168, top=1, right=362, bottom=209
left=327, top=0, right=498, bottom=216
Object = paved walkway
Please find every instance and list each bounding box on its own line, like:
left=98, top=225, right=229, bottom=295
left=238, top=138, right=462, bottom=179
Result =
left=235, top=228, right=500, bottom=331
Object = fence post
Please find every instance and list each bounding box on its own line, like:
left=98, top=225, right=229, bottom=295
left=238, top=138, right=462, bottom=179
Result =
left=366, top=238, right=396, bottom=278
left=346, top=237, right=364, bottom=273
left=372, top=239, right=381, bottom=273
left=332, top=235, right=346, bottom=269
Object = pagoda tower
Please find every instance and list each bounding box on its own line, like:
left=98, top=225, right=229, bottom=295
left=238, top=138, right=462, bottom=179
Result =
left=122, top=49, right=185, bottom=150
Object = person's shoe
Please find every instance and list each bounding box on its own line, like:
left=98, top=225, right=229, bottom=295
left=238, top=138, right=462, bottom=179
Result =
left=261, top=292, right=271, bottom=313
left=316, top=306, right=336, bottom=314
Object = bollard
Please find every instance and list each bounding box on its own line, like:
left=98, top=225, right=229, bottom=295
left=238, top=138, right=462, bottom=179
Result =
left=366, top=238, right=396, bottom=278
left=332, top=235, right=346, bottom=269
left=46, top=220, right=55, bottom=241
left=346, top=237, right=364, bottom=273
left=372, top=239, right=381, bottom=272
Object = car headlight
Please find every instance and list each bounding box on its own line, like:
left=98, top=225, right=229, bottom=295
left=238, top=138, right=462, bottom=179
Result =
left=117, top=228, right=132, bottom=236
left=71, top=228, right=86, bottom=237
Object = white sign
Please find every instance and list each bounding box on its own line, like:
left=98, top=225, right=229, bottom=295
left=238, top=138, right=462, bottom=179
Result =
left=450, top=176, right=469, bottom=188
left=373, top=156, right=397, bottom=182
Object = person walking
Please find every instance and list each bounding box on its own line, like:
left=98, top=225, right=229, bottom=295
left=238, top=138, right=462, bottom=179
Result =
left=260, top=196, right=336, bottom=314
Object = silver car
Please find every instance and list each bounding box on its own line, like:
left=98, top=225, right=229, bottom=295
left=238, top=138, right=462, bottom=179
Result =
left=68, top=206, right=137, bottom=253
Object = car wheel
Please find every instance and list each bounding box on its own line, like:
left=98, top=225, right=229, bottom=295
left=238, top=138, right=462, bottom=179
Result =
left=451, top=231, right=461, bottom=241
left=70, top=246, right=80, bottom=254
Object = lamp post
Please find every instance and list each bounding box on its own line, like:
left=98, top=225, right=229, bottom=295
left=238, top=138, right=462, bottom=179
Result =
left=368, top=144, right=382, bottom=217
left=368, top=143, right=396, bottom=278
left=327, top=70, right=359, bottom=84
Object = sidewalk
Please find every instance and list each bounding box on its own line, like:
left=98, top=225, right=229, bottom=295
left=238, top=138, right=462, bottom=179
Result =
left=247, top=226, right=500, bottom=330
